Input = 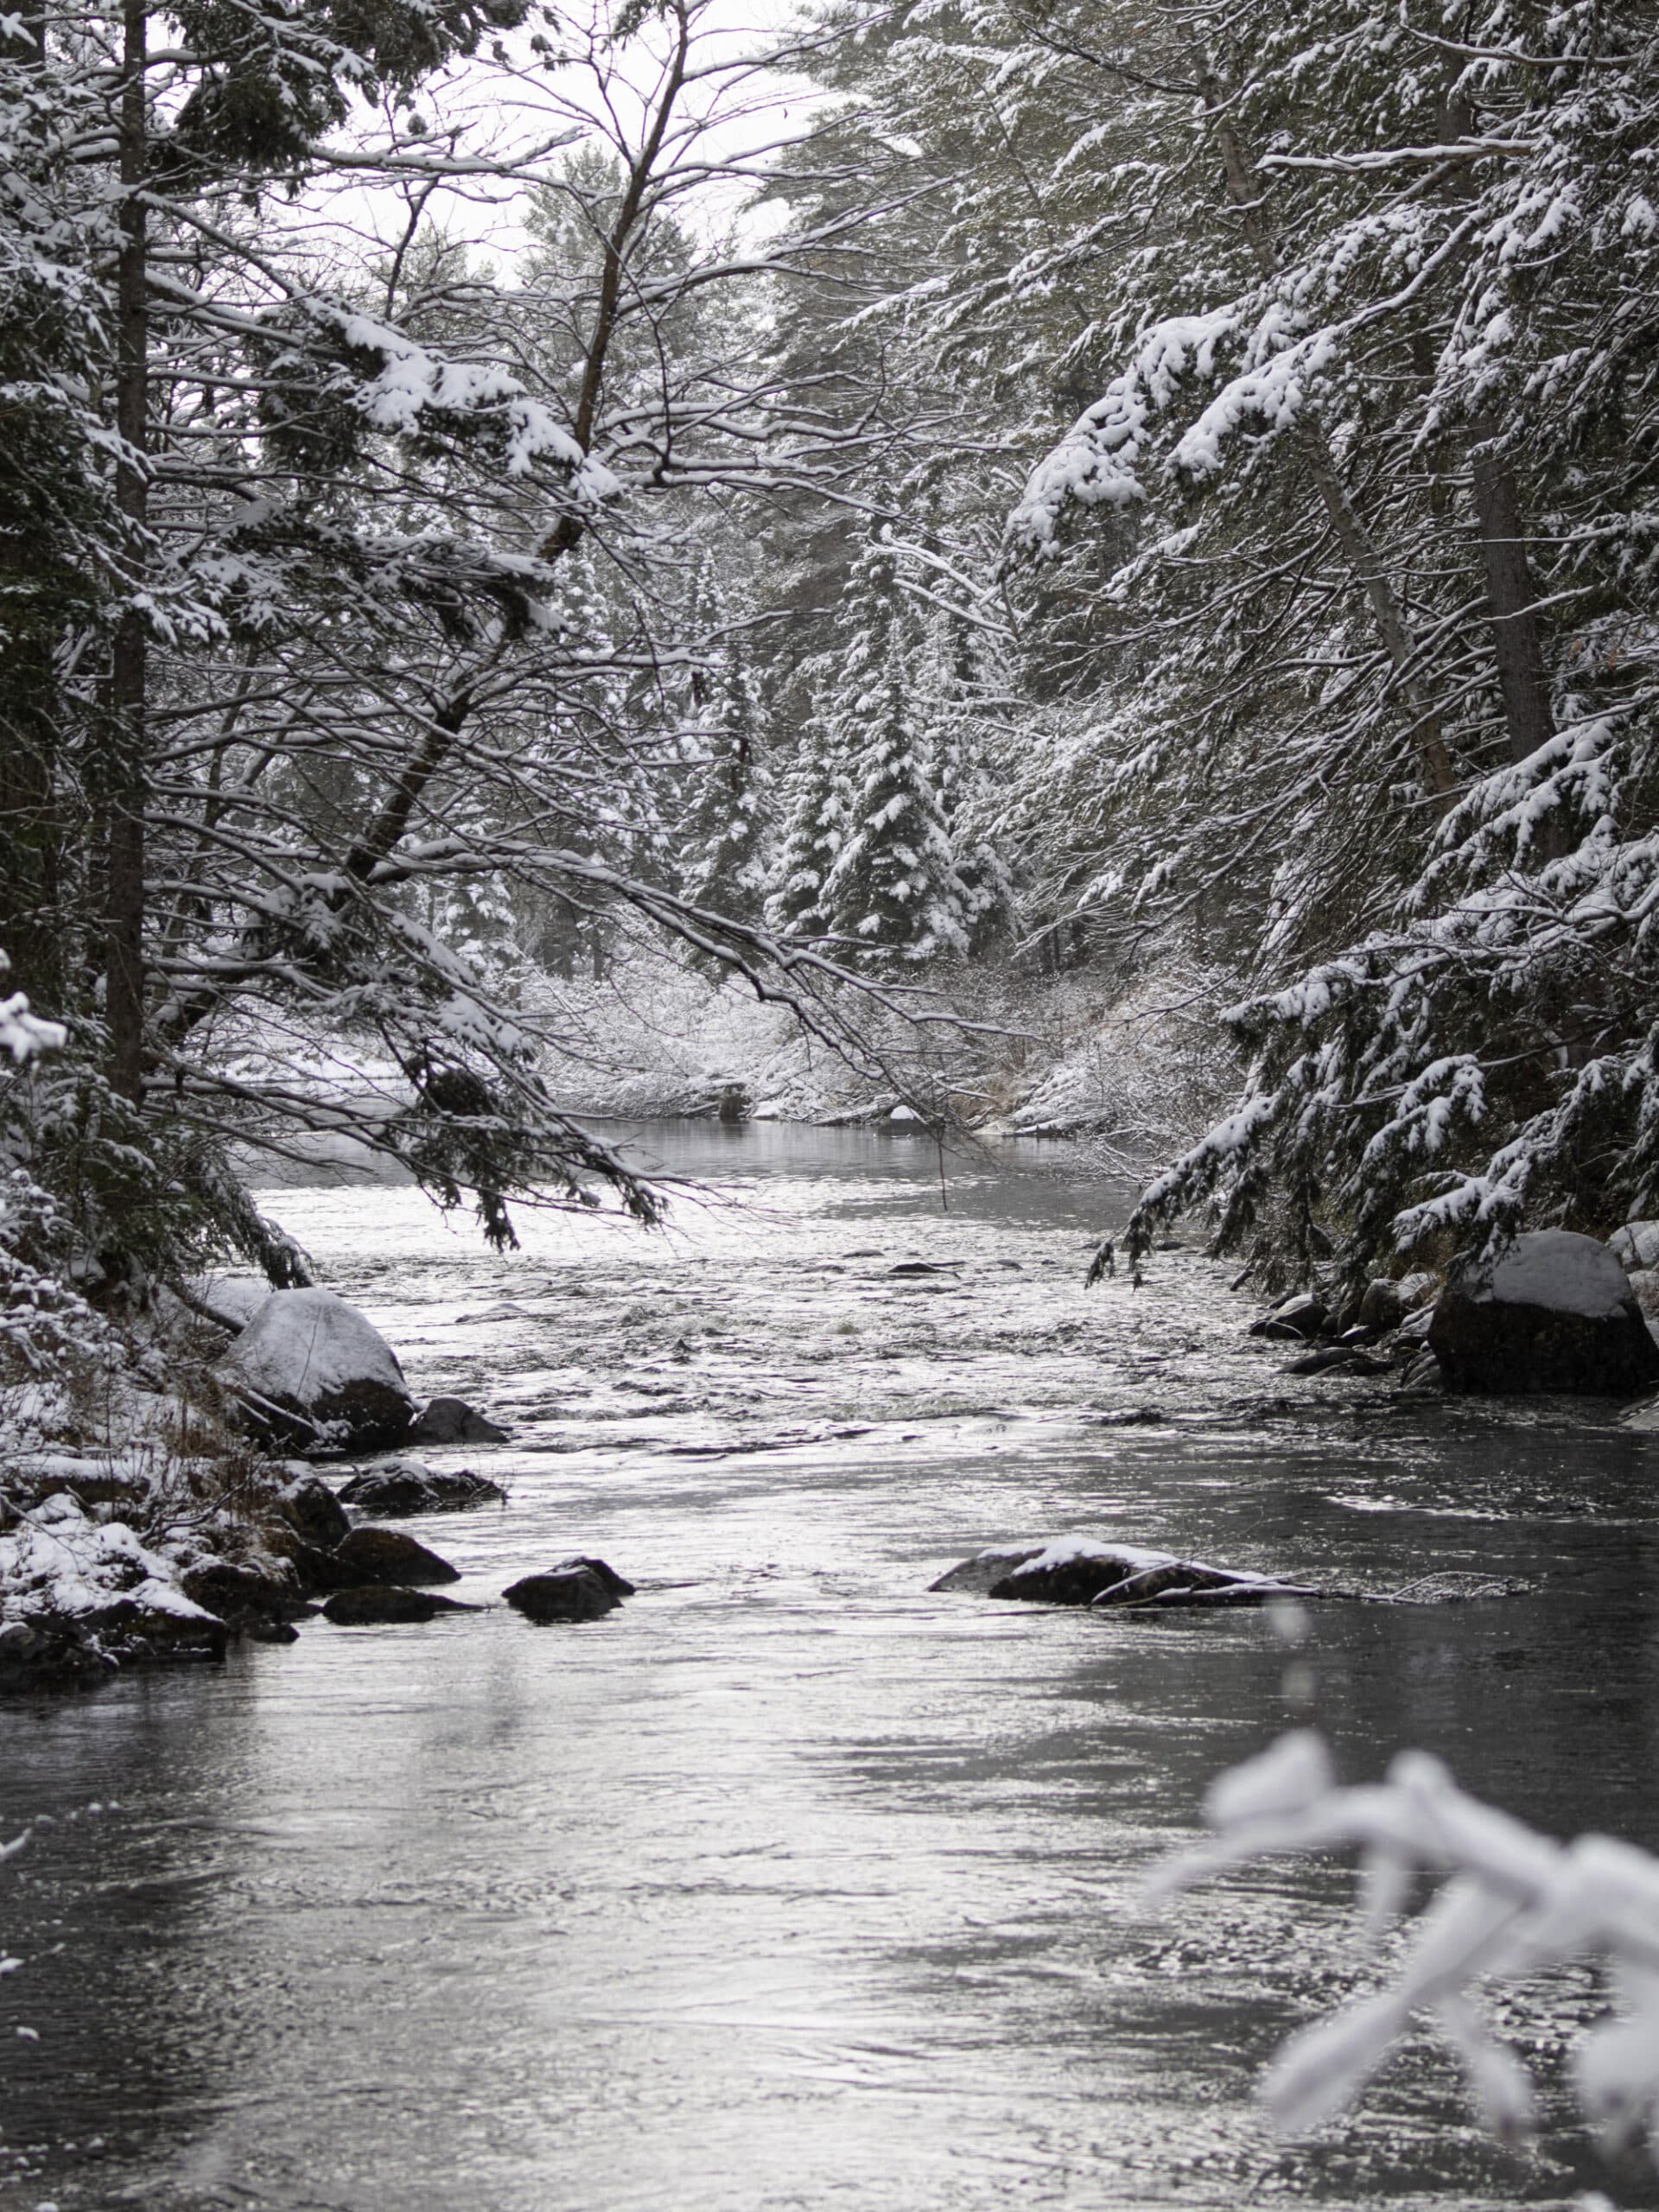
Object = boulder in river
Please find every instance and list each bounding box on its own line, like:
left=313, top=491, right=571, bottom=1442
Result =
left=221, top=1289, right=415, bottom=1452
left=1427, top=1230, right=1659, bottom=1395
left=408, top=1396, right=511, bottom=1446
left=337, top=1463, right=507, bottom=1516
left=321, top=1586, right=480, bottom=1625
left=1249, top=1293, right=1326, bottom=1341
left=333, top=1525, right=461, bottom=1586
left=503, top=1560, right=631, bottom=1623
left=931, top=1537, right=1319, bottom=1611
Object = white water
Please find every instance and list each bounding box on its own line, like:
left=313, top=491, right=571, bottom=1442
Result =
left=3, top=1123, right=1657, bottom=2211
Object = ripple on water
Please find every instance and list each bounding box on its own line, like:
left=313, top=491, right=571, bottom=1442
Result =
left=3, top=1122, right=1657, bottom=2211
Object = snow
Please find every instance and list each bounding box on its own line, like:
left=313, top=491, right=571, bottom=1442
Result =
left=224, top=1289, right=408, bottom=1406
left=1470, top=1230, right=1634, bottom=1319
left=1002, top=1535, right=1178, bottom=1578
left=1609, top=1223, right=1659, bottom=1274
left=0, top=1495, right=220, bottom=1635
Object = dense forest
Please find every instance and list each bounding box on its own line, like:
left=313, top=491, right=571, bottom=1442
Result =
left=3, top=0, right=1659, bottom=1382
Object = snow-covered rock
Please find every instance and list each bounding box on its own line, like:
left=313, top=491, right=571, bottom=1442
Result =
left=1428, top=1230, right=1659, bottom=1395
left=930, top=1535, right=1315, bottom=1608
left=0, top=1493, right=228, bottom=1675
left=221, top=1289, right=415, bottom=1452
left=337, top=1462, right=505, bottom=1516
left=1610, top=1223, right=1659, bottom=1274
left=186, top=1273, right=274, bottom=1331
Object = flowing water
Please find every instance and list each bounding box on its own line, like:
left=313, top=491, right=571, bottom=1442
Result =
left=4, top=1121, right=1659, bottom=2212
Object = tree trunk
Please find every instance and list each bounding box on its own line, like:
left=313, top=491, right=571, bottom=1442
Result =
left=105, top=0, right=148, bottom=1102
left=1466, top=423, right=1554, bottom=766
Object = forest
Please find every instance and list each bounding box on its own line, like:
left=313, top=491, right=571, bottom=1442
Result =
left=6, top=0, right=1659, bottom=2202
left=4, top=0, right=1657, bottom=1354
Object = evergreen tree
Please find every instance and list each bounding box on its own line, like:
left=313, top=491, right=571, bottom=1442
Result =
left=679, top=590, right=773, bottom=925
left=766, top=708, right=847, bottom=943
left=820, top=520, right=969, bottom=963
left=921, top=603, right=1016, bottom=954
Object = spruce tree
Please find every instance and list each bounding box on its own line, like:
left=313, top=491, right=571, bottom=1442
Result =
left=820, top=521, right=968, bottom=964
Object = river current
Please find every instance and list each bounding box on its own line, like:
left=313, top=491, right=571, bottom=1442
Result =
left=4, top=1121, right=1659, bottom=2212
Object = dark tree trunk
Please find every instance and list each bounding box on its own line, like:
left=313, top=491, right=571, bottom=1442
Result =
left=105, top=0, right=148, bottom=1102
left=1467, top=422, right=1555, bottom=766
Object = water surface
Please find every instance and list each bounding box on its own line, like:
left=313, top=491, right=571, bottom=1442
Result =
left=3, top=1122, right=1656, bottom=2211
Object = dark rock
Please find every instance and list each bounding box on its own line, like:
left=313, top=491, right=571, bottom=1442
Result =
left=1283, top=1346, right=1393, bottom=1378
left=322, top=1586, right=479, bottom=1625
left=503, top=1565, right=623, bottom=1623
left=178, top=1560, right=306, bottom=1628
left=1358, top=1271, right=1437, bottom=1332
left=221, top=1288, right=415, bottom=1452
left=1428, top=1230, right=1659, bottom=1395
left=337, top=1462, right=507, bottom=1516
left=247, top=1619, right=302, bottom=1643
left=277, top=1538, right=360, bottom=1596
left=333, top=1525, right=461, bottom=1586
left=278, top=1472, right=352, bottom=1552
left=553, top=1554, right=636, bottom=1599
left=888, top=1260, right=959, bottom=1277
left=408, top=1396, right=511, bottom=1446
left=931, top=1541, right=1315, bottom=1610
left=1249, top=1292, right=1327, bottom=1341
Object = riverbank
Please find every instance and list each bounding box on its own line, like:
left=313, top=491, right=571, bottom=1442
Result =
left=529, top=947, right=1238, bottom=1146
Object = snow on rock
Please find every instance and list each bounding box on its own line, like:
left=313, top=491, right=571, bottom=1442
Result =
left=1429, top=1231, right=1659, bottom=1395
left=0, top=1493, right=227, bottom=1675
left=186, top=1273, right=274, bottom=1331
left=221, top=1289, right=415, bottom=1452
left=1610, top=1223, right=1659, bottom=1274
left=930, top=1536, right=1316, bottom=1609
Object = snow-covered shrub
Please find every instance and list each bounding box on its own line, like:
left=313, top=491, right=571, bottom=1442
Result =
left=1151, top=1730, right=1659, bottom=2159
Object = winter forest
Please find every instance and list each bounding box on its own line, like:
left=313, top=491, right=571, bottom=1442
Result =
left=9, top=0, right=1659, bottom=2204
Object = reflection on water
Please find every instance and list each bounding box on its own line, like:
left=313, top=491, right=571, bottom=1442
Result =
left=3, top=1121, right=1658, bottom=2210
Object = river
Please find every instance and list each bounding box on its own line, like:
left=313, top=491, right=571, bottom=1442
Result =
left=3, top=1121, right=1658, bottom=2212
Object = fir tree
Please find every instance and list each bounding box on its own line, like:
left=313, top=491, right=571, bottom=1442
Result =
left=680, top=610, right=773, bottom=926
left=766, top=708, right=846, bottom=942
left=820, top=521, right=969, bottom=964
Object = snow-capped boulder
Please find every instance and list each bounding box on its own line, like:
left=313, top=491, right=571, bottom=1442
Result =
left=1428, top=1230, right=1659, bottom=1395
left=1610, top=1223, right=1659, bottom=1274
left=337, top=1462, right=505, bottom=1516
left=1629, top=1270, right=1659, bottom=1325
left=221, top=1289, right=415, bottom=1452
left=930, top=1536, right=1316, bottom=1609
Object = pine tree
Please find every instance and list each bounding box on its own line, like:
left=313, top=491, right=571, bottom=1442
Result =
left=820, top=520, right=969, bottom=964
